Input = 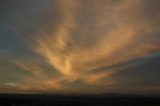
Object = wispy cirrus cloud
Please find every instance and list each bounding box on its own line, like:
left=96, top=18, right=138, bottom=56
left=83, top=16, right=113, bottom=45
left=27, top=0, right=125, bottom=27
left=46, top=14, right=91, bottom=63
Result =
left=0, top=0, right=159, bottom=93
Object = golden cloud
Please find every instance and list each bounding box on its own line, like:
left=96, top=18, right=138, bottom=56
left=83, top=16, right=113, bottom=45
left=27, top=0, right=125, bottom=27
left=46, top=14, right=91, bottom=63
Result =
left=13, top=0, right=160, bottom=93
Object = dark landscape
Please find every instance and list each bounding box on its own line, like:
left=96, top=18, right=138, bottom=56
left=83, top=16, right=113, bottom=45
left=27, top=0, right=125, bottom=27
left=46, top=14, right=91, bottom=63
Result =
left=0, top=93, right=160, bottom=106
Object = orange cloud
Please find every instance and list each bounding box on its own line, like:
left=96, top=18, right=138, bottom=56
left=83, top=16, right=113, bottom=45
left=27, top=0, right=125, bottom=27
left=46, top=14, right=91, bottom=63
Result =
left=12, top=0, right=160, bottom=93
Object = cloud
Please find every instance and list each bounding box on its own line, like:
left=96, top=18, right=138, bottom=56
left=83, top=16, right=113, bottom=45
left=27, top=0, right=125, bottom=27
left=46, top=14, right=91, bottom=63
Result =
left=0, top=0, right=159, bottom=93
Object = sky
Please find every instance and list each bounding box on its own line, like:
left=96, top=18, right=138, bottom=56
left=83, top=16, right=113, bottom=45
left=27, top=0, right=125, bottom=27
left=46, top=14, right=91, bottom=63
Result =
left=0, top=0, right=160, bottom=94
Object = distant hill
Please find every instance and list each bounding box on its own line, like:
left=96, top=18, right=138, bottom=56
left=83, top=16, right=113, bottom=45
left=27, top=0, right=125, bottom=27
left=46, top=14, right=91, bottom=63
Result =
left=0, top=93, right=160, bottom=106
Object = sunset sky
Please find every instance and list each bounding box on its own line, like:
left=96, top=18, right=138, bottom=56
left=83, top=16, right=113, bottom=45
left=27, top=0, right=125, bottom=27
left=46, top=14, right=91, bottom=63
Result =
left=0, top=0, right=160, bottom=94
